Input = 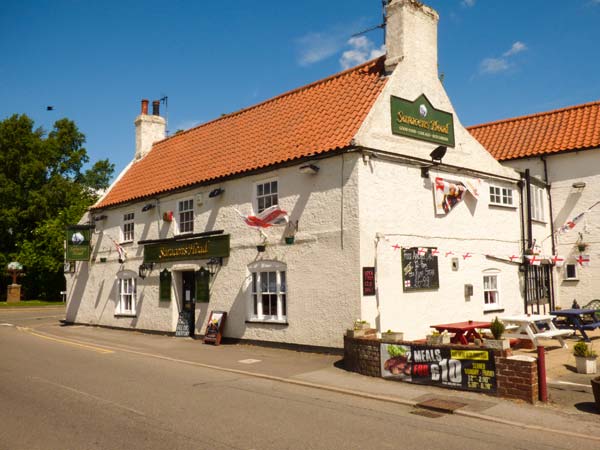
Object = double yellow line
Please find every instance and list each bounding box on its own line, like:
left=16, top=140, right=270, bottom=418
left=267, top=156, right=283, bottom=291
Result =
left=17, top=327, right=114, bottom=354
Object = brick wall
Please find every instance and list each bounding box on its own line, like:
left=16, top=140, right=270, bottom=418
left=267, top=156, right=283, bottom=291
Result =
left=495, top=356, right=538, bottom=404
left=344, top=336, right=540, bottom=404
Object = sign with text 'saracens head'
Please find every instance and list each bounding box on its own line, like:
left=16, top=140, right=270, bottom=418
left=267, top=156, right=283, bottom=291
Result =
left=65, top=227, right=91, bottom=261
left=143, top=234, right=230, bottom=264
left=390, top=94, right=455, bottom=147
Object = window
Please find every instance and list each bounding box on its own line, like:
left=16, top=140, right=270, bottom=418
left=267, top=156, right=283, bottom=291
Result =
left=489, top=185, right=513, bottom=207
left=116, top=274, right=136, bottom=316
left=565, top=263, right=577, bottom=280
left=531, top=185, right=545, bottom=222
left=256, top=179, right=278, bottom=213
left=483, top=270, right=500, bottom=310
left=249, top=262, right=287, bottom=322
left=122, top=212, right=134, bottom=242
left=178, top=199, right=194, bottom=234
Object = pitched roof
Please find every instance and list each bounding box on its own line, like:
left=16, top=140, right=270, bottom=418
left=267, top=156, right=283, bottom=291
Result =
left=95, top=57, right=387, bottom=209
left=468, top=100, right=600, bottom=161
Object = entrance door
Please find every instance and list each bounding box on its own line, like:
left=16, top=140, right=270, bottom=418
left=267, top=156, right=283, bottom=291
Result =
left=182, top=271, right=196, bottom=336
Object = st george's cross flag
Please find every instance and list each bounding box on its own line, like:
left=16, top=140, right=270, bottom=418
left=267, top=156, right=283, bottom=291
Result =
left=558, top=212, right=585, bottom=234
left=236, top=205, right=289, bottom=228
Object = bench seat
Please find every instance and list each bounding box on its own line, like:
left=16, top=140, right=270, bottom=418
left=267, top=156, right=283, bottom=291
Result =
left=581, top=321, right=600, bottom=331
left=535, top=330, right=573, bottom=339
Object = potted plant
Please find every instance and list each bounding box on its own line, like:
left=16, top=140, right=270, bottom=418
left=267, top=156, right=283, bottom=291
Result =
left=484, top=317, right=510, bottom=351
left=346, top=320, right=371, bottom=338
left=574, top=341, right=597, bottom=374
left=591, top=376, right=600, bottom=408
left=427, top=330, right=450, bottom=345
left=381, top=329, right=404, bottom=343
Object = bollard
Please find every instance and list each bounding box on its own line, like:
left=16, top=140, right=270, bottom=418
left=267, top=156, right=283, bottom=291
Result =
left=537, top=345, right=547, bottom=402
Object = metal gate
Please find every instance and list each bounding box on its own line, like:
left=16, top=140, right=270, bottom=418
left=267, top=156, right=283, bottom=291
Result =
left=524, top=264, right=554, bottom=315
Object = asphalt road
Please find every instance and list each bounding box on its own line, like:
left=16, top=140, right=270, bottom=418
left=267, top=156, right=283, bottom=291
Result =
left=0, top=308, right=597, bottom=450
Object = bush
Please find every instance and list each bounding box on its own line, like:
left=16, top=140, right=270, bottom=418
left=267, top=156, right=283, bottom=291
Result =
left=574, top=341, right=597, bottom=358
left=490, top=316, right=505, bottom=340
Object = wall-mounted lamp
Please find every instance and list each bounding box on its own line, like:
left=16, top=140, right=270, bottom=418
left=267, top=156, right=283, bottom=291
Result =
left=94, top=214, right=107, bottom=221
left=206, top=257, right=222, bottom=276
left=209, top=188, right=224, bottom=198
left=572, top=181, right=586, bottom=189
left=430, top=146, right=447, bottom=164
left=299, top=163, right=320, bottom=175
left=142, top=203, right=155, bottom=212
left=420, top=166, right=430, bottom=178
left=138, top=262, right=154, bottom=279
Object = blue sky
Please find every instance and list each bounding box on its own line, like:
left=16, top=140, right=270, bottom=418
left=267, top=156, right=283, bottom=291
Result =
left=1, top=0, right=599, bottom=179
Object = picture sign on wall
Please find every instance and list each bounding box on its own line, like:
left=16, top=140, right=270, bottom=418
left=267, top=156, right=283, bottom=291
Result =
left=401, top=247, right=439, bottom=291
left=362, top=267, right=376, bottom=296
left=381, top=343, right=497, bottom=393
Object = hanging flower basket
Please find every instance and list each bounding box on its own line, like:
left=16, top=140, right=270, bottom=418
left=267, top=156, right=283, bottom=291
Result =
left=284, top=236, right=295, bottom=245
left=256, top=244, right=266, bottom=253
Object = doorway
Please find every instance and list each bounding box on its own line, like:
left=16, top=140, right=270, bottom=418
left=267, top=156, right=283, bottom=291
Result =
left=181, top=271, right=196, bottom=336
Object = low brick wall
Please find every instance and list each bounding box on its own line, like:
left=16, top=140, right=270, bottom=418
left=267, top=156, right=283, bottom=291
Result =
left=344, top=335, right=539, bottom=404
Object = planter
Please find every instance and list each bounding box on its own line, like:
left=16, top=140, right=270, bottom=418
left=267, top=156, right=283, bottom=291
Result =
left=575, top=355, right=597, bottom=374
left=284, top=236, right=295, bottom=245
left=381, top=332, right=404, bottom=343
left=427, top=334, right=450, bottom=345
left=483, top=338, right=510, bottom=351
left=591, top=376, right=600, bottom=407
left=346, top=329, right=366, bottom=338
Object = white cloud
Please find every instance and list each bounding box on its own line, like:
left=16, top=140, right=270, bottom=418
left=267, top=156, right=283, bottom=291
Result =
left=503, top=41, right=527, bottom=57
left=339, top=36, right=385, bottom=70
left=173, top=119, right=201, bottom=132
left=296, top=32, right=346, bottom=66
left=478, top=41, right=527, bottom=75
left=461, top=0, right=476, bottom=7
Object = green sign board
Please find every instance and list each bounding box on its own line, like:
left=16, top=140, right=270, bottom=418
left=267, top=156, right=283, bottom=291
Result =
left=143, top=234, right=230, bottom=264
left=65, top=227, right=91, bottom=261
left=159, top=269, right=172, bottom=302
left=390, top=94, right=455, bottom=147
left=196, top=268, right=210, bottom=303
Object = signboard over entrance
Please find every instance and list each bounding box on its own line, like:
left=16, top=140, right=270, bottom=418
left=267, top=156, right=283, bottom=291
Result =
left=390, top=94, right=455, bottom=147
left=143, top=234, right=230, bottom=264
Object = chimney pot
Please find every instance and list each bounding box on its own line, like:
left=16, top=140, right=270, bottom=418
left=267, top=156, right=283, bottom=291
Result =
left=141, top=99, right=149, bottom=115
left=152, top=100, right=160, bottom=116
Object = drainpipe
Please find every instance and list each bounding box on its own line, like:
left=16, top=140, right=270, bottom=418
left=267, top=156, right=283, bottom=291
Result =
left=542, top=156, right=556, bottom=310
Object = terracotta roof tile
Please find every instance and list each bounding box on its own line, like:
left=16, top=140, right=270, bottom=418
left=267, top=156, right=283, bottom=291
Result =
left=467, top=100, right=600, bottom=161
left=96, top=57, right=387, bottom=209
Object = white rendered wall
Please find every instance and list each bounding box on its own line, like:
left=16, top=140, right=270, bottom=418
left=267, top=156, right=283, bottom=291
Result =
left=67, top=155, right=362, bottom=348
left=357, top=158, right=524, bottom=340
left=504, top=149, right=600, bottom=308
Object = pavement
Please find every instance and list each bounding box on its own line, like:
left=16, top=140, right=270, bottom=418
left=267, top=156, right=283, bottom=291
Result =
left=3, top=305, right=600, bottom=441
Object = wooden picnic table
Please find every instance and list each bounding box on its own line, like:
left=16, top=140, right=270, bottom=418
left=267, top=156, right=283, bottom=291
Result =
left=500, top=314, right=573, bottom=349
left=550, top=308, right=600, bottom=342
left=430, top=321, right=491, bottom=345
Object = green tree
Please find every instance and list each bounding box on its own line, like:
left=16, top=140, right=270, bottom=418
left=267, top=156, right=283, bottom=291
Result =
left=0, top=114, right=114, bottom=300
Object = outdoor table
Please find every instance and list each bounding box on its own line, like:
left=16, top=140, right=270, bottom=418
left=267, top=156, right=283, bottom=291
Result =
left=550, top=308, right=600, bottom=342
left=500, top=314, right=573, bottom=349
left=430, top=321, right=491, bottom=345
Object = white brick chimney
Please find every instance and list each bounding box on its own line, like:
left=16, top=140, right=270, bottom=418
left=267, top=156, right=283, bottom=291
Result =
left=384, top=0, right=440, bottom=76
left=134, top=99, right=166, bottom=160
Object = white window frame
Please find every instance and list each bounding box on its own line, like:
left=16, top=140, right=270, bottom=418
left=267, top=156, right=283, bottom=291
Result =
left=122, top=212, right=135, bottom=243
left=482, top=269, right=501, bottom=311
left=254, top=178, right=278, bottom=214
left=248, top=260, right=287, bottom=323
left=489, top=185, right=514, bottom=207
left=116, top=271, right=137, bottom=316
left=177, top=198, right=194, bottom=235
left=531, top=185, right=545, bottom=222
left=564, top=263, right=578, bottom=280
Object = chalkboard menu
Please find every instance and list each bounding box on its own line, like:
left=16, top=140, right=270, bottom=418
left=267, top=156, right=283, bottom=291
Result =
left=402, top=247, right=439, bottom=291
left=381, top=344, right=497, bottom=394
left=204, top=311, right=227, bottom=345
left=175, top=311, right=192, bottom=337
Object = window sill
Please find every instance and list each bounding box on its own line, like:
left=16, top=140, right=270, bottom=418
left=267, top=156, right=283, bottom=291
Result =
left=563, top=278, right=579, bottom=282
left=115, top=313, right=137, bottom=318
left=245, top=320, right=288, bottom=326
left=532, top=218, right=546, bottom=225
left=483, top=308, right=505, bottom=314
left=489, top=203, right=517, bottom=210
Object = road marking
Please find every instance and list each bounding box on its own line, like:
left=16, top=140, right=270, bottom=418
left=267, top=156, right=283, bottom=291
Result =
left=550, top=380, right=591, bottom=388
left=1, top=323, right=15, bottom=327
left=238, top=359, right=262, bottom=364
left=17, top=327, right=114, bottom=354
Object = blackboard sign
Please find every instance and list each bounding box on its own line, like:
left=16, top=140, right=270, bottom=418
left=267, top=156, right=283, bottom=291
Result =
left=381, top=343, right=497, bottom=394
left=402, top=247, right=439, bottom=291
left=204, top=310, right=227, bottom=345
left=362, top=267, right=376, bottom=296
left=175, top=311, right=192, bottom=337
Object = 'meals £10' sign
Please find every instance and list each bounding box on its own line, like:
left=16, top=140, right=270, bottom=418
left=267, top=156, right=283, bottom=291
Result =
left=390, top=94, right=455, bottom=147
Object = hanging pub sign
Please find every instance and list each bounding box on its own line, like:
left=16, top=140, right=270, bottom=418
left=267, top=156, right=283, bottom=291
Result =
left=381, top=343, right=497, bottom=394
left=65, top=226, right=91, bottom=261
left=143, top=234, right=230, bottom=264
left=362, top=267, right=376, bottom=296
left=390, top=94, right=455, bottom=147
left=402, top=247, right=439, bottom=291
